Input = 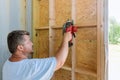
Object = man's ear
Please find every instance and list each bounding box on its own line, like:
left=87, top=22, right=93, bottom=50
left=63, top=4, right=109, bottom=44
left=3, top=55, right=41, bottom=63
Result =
left=17, top=45, right=24, bottom=51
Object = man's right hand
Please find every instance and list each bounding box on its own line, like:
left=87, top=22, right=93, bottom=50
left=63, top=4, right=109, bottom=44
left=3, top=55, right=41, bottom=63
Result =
left=63, top=32, right=72, bottom=43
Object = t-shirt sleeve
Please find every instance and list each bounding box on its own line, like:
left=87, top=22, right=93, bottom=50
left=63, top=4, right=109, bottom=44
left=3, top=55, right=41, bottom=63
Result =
left=32, top=57, right=57, bottom=80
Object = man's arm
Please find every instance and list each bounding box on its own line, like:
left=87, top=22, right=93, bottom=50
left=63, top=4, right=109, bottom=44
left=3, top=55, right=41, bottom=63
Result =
left=55, top=32, right=72, bottom=71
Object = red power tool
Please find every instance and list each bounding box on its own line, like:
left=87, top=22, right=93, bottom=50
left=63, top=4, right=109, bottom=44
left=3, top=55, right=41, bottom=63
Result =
left=63, top=20, right=77, bottom=47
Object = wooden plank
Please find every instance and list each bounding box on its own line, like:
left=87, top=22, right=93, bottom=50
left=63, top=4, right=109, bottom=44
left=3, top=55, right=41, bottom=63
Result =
left=51, top=25, right=97, bottom=29
left=32, top=0, right=42, bottom=58
left=71, top=0, right=76, bottom=79
left=97, top=0, right=102, bottom=80
left=35, top=27, right=49, bottom=30
left=62, top=67, right=97, bottom=77
left=49, top=0, right=55, bottom=56
left=75, top=68, right=97, bottom=77
left=32, top=0, right=40, bottom=58
left=62, top=66, right=72, bottom=71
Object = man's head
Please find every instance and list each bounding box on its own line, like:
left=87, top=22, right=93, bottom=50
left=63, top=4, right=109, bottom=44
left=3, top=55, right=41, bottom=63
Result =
left=7, top=30, right=33, bottom=55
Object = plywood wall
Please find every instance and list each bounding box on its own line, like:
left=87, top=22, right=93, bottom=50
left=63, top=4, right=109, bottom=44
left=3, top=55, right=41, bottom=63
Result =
left=32, top=0, right=105, bottom=80
left=55, top=0, right=71, bottom=26
left=76, top=0, right=97, bottom=26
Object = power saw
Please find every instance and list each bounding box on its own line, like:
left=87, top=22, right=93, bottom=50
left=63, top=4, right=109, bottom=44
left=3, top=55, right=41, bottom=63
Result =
left=63, top=20, right=77, bottom=47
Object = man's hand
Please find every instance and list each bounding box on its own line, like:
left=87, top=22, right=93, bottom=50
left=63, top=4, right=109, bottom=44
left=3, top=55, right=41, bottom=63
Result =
left=62, top=20, right=77, bottom=47
left=63, top=32, right=72, bottom=43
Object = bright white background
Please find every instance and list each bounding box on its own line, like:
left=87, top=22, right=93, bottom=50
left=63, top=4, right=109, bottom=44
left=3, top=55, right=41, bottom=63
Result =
left=108, top=0, right=120, bottom=80
left=109, top=0, right=120, bottom=22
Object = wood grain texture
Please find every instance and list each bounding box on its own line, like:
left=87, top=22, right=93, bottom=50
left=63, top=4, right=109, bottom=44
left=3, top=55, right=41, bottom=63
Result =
left=55, top=0, right=71, bottom=27
left=76, top=72, right=97, bottom=80
left=52, top=69, right=71, bottom=80
left=76, top=0, right=97, bottom=26
left=75, top=28, right=97, bottom=73
left=35, top=29, right=49, bottom=58
left=32, top=0, right=104, bottom=80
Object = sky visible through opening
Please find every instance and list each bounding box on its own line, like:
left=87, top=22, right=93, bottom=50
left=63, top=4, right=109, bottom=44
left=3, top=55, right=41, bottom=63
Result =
left=109, top=0, right=120, bottom=22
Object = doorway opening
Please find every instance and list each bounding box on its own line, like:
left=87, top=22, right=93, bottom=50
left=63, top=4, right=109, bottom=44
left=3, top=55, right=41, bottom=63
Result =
left=108, top=0, right=120, bottom=80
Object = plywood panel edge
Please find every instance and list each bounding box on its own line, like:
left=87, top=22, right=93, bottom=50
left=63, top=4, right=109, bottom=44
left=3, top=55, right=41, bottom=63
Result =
left=97, top=0, right=105, bottom=80
left=71, top=0, right=76, bottom=79
left=32, top=0, right=39, bottom=58
left=49, top=0, right=55, bottom=56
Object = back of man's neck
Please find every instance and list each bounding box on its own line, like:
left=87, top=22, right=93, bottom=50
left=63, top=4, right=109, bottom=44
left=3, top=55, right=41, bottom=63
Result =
left=9, top=54, right=27, bottom=62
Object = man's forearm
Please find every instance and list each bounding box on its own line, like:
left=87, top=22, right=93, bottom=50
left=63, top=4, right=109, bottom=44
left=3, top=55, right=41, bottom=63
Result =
left=55, top=40, right=69, bottom=71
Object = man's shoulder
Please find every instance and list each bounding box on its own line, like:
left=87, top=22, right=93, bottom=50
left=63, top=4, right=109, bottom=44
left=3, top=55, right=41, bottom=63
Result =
left=28, top=57, right=56, bottom=65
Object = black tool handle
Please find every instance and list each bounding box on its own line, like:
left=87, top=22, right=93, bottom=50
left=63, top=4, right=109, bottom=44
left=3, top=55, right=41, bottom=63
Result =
left=69, top=41, right=73, bottom=47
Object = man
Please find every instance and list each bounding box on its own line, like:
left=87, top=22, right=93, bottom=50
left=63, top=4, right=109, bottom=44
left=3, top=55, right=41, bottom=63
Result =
left=2, top=30, right=72, bottom=80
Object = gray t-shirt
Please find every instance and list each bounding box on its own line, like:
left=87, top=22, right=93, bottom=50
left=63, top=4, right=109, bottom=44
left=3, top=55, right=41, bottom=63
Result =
left=2, top=57, right=56, bottom=80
